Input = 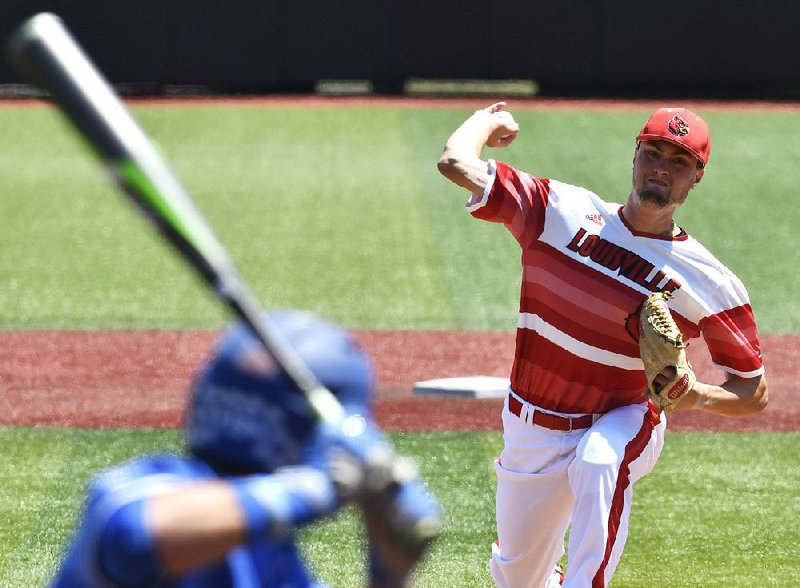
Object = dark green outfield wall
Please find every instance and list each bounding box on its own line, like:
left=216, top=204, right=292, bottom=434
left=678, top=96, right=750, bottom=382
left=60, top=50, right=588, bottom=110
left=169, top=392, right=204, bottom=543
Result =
left=1, top=1, right=799, bottom=99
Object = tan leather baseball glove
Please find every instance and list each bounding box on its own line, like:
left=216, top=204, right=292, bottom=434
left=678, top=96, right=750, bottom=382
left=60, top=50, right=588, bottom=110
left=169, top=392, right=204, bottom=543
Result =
left=635, top=292, right=696, bottom=412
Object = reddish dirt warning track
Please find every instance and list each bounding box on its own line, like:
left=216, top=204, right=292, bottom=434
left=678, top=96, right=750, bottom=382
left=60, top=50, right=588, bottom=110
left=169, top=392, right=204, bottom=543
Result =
left=0, top=330, right=796, bottom=432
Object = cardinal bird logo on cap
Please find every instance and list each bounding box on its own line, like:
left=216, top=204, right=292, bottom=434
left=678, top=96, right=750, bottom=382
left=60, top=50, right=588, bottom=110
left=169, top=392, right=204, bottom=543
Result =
left=667, top=113, right=690, bottom=137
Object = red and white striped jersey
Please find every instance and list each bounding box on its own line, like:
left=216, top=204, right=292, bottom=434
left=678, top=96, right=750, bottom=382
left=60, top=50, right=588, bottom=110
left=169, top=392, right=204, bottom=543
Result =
left=467, top=160, right=764, bottom=414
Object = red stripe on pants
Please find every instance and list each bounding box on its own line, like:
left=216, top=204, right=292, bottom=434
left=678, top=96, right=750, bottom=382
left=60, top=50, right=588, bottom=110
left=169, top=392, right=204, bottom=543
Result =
left=592, top=405, right=660, bottom=587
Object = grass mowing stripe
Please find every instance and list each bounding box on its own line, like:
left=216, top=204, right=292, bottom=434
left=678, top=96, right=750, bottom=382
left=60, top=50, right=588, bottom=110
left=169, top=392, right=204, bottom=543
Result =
left=0, top=106, right=457, bottom=330
left=3, top=427, right=797, bottom=587
left=401, top=109, right=523, bottom=330
left=133, top=106, right=456, bottom=329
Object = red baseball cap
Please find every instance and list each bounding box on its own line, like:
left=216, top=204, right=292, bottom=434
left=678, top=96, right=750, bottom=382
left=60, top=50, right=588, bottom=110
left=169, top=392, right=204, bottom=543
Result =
left=636, top=108, right=711, bottom=167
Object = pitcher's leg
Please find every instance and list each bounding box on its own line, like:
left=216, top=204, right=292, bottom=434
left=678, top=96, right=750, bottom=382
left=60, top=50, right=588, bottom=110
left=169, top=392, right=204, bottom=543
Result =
left=490, top=460, right=572, bottom=588
left=563, top=404, right=664, bottom=587
left=490, top=396, right=578, bottom=588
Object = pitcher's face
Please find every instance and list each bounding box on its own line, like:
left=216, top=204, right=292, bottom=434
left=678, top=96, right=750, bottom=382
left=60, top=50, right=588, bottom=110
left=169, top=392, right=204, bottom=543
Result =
left=632, top=140, right=704, bottom=210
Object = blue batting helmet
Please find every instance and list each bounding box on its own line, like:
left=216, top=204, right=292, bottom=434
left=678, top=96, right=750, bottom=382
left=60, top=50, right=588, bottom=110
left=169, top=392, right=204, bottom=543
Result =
left=186, top=310, right=374, bottom=474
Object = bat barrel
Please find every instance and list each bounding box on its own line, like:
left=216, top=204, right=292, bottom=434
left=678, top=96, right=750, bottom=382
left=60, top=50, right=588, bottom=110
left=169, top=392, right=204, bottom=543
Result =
left=8, top=13, right=141, bottom=160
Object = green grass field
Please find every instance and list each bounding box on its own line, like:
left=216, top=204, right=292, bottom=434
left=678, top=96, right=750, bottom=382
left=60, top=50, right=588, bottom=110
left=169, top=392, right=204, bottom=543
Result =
left=1, top=101, right=798, bottom=586
left=2, top=427, right=799, bottom=587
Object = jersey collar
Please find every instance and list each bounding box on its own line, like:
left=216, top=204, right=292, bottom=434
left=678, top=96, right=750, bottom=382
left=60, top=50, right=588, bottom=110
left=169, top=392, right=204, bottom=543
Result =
left=617, top=207, right=688, bottom=241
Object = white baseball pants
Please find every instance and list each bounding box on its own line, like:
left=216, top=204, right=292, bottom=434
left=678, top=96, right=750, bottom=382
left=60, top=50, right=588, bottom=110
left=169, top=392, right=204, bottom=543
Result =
left=489, top=392, right=666, bottom=588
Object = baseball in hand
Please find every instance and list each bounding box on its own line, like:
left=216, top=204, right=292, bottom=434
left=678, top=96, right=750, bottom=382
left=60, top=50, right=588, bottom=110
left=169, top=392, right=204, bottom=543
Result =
left=488, top=110, right=519, bottom=147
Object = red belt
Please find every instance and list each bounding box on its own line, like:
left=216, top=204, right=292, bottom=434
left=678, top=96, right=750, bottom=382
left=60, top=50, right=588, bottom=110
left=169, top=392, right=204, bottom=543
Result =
left=507, top=394, right=594, bottom=432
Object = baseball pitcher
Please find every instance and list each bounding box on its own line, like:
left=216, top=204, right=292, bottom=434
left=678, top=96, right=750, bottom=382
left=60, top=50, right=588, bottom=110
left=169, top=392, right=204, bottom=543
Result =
left=437, top=103, right=767, bottom=587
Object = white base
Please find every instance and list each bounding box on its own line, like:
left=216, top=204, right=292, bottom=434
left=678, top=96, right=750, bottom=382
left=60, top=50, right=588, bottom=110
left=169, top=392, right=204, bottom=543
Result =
left=412, top=376, right=510, bottom=399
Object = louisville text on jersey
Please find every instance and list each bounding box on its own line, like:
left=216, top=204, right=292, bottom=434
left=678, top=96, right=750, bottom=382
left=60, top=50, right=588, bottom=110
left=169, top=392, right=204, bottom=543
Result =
left=566, top=228, right=682, bottom=293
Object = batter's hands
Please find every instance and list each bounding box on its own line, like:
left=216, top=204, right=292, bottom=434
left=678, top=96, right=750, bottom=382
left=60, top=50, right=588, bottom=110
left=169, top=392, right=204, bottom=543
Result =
left=314, top=416, right=441, bottom=587
left=310, top=415, right=396, bottom=504
left=482, top=102, right=519, bottom=148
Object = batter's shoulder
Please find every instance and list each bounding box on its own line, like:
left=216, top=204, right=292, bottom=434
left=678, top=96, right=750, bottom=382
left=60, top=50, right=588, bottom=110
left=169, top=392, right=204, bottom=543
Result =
left=87, top=454, right=212, bottom=505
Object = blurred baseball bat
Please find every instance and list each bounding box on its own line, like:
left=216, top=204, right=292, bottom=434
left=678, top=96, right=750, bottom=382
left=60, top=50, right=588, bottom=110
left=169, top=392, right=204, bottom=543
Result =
left=6, top=12, right=344, bottom=425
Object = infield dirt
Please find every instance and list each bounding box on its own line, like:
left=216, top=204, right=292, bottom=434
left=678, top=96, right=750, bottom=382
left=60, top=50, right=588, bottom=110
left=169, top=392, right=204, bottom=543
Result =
left=0, top=330, right=795, bottom=432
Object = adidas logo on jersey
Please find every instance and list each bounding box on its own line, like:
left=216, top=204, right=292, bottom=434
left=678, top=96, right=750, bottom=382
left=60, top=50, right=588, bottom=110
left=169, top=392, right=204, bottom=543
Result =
left=585, top=214, right=604, bottom=225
